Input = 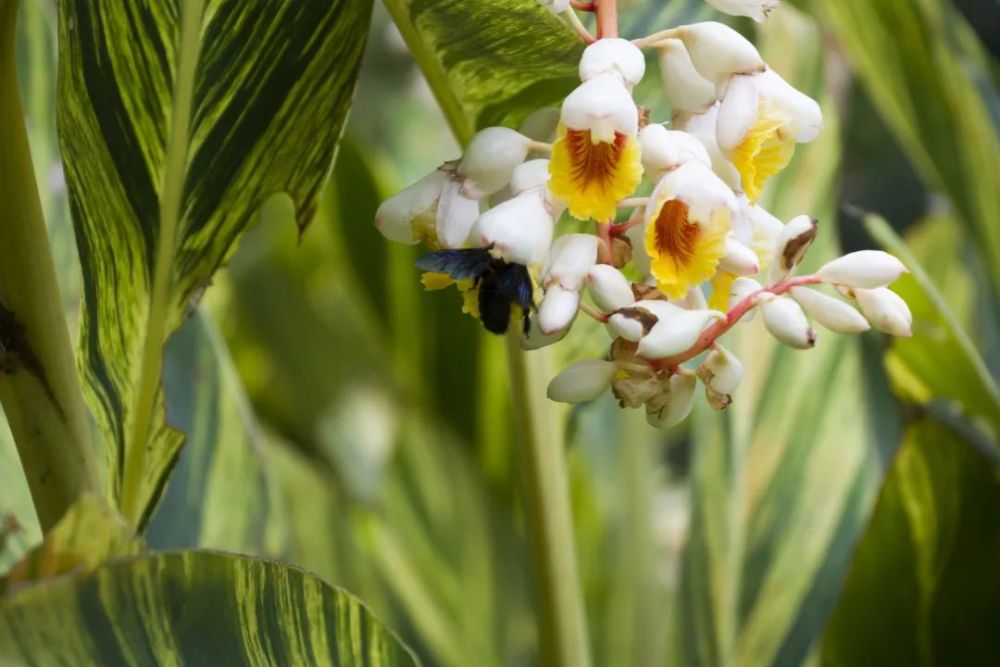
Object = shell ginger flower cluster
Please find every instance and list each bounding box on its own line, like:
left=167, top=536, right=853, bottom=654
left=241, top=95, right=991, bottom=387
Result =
left=374, top=5, right=912, bottom=429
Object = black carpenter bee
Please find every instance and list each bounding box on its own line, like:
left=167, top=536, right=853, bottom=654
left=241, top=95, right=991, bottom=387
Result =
left=416, top=248, right=534, bottom=335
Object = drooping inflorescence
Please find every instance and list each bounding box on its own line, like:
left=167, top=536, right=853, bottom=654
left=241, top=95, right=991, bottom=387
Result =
left=374, top=0, right=912, bottom=428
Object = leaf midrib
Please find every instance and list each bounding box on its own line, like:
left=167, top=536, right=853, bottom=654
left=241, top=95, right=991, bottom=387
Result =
left=120, top=0, right=206, bottom=524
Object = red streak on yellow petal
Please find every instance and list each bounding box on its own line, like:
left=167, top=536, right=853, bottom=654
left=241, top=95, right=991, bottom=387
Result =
left=653, top=199, right=700, bottom=270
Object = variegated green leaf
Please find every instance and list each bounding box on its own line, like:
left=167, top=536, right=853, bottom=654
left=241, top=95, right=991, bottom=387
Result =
left=805, top=0, right=1000, bottom=291
left=1, top=494, right=142, bottom=595
left=59, top=0, right=372, bottom=525
left=864, top=214, right=1000, bottom=455
left=382, top=0, right=581, bottom=142
left=820, top=419, right=1000, bottom=665
left=671, top=10, right=901, bottom=666
left=0, top=550, right=420, bottom=666
left=145, top=307, right=282, bottom=554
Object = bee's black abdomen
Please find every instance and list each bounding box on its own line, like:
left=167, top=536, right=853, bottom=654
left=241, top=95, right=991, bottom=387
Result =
left=478, top=278, right=512, bottom=335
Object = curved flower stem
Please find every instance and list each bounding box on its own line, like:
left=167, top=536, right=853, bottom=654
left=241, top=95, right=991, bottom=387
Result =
left=571, top=0, right=596, bottom=11
left=563, top=9, right=596, bottom=44
left=506, top=333, right=592, bottom=667
left=631, top=27, right=680, bottom=49
left=654, top=275, right=821, bottom=369
left=594, top=0, right=618, bottom=39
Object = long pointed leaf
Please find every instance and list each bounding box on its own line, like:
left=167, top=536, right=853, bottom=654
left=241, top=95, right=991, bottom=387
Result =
left=59, top=0, right=372, bottom=524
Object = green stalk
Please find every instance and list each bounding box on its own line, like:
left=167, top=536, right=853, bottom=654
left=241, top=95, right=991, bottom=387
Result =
left=119, top=0, right=204, bottom=524
left=381, top=5, right=592, bottom=663
left=506, top=333, right=591, bottom=667
left=0, top=0, right=98, bottom=531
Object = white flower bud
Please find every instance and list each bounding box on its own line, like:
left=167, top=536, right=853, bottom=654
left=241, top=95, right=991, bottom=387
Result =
left=675, top=22, right=765, bottom=92
left=675, top=286, right=709, bottom=311
left=561, top=73, right=639, bottom=142
left=639, top=124, right=711, bottom=179
left=673, top=105, right=744, bottom=190
left=790, top=286, right=870, bottom=334
left=696, top=345, right=743, bottom=409
left=608, top=299, right=679, bottom=342
left=729, top=276, right=762, bottom=310
left=547, top=359, right=617, bottom=404
left=705, top=0, right=780, bottom=23
left=374, top=170, right=448, bottom=244
left=543, top=234, right=600, bottom=291
left=853, top=287, right=913, bottom=337
left=586, top=264, right=634, bottom=312
left=816, top=250, right=908, bottom=289
left=436, top=178, right=482, bottom=248
left=658, top=39, right=718, bottom=115
left=770, top=215, right=818, bottom=280
left=579, top=38, right=646, bottom=89
left=458, top=127, right=532, bottom=199
left=646, top=373, right=697, bottom=428
left=509, top=159, right=551, bottom=195
left=637, top=309, right=725, bottom=359
left=748, top=204, right=783, bottom=268
left=474, top=190, right=554, bottom=266
left=538, top=0, right=570, bottom=14
left=719, top=234, right=760, bottom=276
left=539, top=285, right=581, bottom=335
left=760, top=293, right=816, bottom=349
left=521, top=315, right=570, bottom=350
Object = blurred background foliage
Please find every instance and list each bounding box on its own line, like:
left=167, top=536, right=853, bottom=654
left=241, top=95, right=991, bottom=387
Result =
left=1, top=0, right=998, bottom=665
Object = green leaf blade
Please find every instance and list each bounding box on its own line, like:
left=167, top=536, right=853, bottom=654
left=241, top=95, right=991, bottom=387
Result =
left=0, top=550, right=420, bottom=665
left=59, top=0, right=373, bottom=524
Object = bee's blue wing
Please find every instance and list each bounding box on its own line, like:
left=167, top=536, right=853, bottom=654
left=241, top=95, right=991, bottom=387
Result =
left=415, top=249, right=492, bottom=280
left=497, top=264, right=534, bottom=310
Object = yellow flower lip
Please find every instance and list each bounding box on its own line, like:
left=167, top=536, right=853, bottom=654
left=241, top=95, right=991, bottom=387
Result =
left=643, top=165, right=731, bottom=300
left=548, top=128, right=643, bottom=221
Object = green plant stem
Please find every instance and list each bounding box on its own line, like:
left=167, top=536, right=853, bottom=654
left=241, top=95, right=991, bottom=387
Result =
left=506, top=333, right=591, bottom=667
left=382, top=5, right=592, bottom=662
left=0, top=0, right=98, bottom=531
left=120, top=0, right=204, bottom=524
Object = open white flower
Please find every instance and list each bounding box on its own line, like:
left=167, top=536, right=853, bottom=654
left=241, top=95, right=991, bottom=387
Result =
left=674, top=22, right=765, bottom=92
left=705, top=0, right=780, bottom=23
left=579, top=38, right=646, bottom=90
left=549, top=74, right=643, bottom=221
left=374, top=170, right=450, bottom=245
left=716, top=70, right=823, bottom=201
left=644, top=160, right=739, bottom=299
left=659, top=38, right=719, bottom=116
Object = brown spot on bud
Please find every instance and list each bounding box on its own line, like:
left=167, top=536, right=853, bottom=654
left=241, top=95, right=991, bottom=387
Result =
left=614, top=306, right=660, bottom=336
left=781, top=218, right=818, bottom=272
